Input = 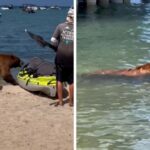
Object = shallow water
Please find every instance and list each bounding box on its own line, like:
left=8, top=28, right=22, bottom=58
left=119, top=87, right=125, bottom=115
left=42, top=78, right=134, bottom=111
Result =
left=77, top=3, right=150, bottom=150
left=0, top=8, right=68, bottom=83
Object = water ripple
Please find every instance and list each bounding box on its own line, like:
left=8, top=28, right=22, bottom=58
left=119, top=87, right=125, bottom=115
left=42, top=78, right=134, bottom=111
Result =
left=78, top=3, right=150, bottom=149
left=133, top=139, right=150, bottom=150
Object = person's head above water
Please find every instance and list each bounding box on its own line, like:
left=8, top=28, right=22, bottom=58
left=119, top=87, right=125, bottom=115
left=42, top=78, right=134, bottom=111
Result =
left=66, top=7, right=74, bottom=23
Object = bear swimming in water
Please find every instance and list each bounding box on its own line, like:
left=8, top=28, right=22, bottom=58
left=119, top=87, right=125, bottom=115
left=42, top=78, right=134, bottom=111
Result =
left=89, top=63, right=150, bottom=77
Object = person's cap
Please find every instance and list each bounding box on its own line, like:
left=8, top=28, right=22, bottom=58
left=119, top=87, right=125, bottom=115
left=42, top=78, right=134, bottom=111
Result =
left=67, top=7, right=74, bottom=17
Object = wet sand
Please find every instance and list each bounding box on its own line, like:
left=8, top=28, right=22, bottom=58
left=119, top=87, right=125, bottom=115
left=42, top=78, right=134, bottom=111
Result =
left=0, top=85, right=73, bottom=150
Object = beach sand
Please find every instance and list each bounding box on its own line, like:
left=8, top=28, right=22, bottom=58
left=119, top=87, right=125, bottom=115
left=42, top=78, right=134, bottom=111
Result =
left=0, top=85, right=73, bottom=150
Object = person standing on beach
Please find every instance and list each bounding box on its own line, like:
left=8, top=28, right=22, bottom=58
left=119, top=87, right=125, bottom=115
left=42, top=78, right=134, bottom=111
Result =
left=50, top=8, right=74, bottom=106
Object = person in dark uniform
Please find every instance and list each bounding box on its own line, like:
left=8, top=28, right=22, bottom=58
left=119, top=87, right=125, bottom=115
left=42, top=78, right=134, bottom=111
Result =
left=50, top=8, right=74, bottom=106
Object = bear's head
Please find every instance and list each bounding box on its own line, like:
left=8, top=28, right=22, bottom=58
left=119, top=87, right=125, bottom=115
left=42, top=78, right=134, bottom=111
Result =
left=10, top=55, right=23, bottom=68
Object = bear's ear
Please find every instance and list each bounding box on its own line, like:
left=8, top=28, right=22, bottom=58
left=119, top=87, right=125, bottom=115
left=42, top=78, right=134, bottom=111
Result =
left=11, top=55, right=16, bottom=59
left=10, top=55, right=15, bottom=59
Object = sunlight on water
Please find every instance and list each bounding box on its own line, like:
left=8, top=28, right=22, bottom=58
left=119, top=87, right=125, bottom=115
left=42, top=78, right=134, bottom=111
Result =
left=77, top=3, right=150, bottom=150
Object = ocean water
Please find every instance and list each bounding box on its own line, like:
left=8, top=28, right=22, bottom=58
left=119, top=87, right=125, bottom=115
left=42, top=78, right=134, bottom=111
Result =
left=77, top=3, right=150, bottom=150
left=0, top=7, right=68, bottom=83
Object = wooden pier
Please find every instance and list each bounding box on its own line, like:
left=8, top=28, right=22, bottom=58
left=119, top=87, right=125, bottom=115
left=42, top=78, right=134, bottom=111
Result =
left=78, top=0, right=142, bottom=8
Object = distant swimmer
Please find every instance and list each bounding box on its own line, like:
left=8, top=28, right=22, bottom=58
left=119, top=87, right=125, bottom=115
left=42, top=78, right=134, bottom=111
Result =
left=88, top=63, right=150, bottom=77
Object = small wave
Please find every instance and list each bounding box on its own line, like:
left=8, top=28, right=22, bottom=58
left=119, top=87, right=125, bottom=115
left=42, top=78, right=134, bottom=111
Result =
left=140, top=38, right=150, bottom=43
left=133, top=139, right=150, bottom=150
left=142, top=31, right=150, bottom=35
left=142, top=20, right=150, bottom=25
left=137, top=26, right=150, bottom=31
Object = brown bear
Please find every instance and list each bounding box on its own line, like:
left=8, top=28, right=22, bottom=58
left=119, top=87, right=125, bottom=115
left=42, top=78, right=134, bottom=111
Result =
left=0, top=54, right=22, bottom=85
left=89, top=63, right=150, bottom=77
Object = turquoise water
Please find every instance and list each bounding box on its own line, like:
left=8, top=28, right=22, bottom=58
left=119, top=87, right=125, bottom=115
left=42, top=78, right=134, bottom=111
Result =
left=0, top=8, right=68, bottom=82
left=77, top=3, right=150, bottom=150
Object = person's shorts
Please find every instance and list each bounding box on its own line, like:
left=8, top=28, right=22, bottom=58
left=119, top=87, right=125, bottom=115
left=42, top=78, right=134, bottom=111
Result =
left=56, top=65, right=73, bottom=84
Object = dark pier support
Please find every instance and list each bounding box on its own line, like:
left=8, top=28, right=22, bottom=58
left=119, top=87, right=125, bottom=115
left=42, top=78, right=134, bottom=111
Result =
left=78, top=0, right=126, bottom=9
left=97, top=0, right=109, bottom=8
left=78, top=0, right=144, bottom=11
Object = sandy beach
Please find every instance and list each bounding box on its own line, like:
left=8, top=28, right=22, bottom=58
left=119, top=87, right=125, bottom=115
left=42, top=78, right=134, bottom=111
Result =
left=0, top=85, right=73, bottom=150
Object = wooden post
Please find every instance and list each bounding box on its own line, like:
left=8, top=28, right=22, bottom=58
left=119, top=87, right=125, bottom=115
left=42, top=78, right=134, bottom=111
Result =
left=87, top=0, right=97, bottom=5
left=97, top=0, right=109, bottom=8
left=123, top=0, right=130, bottom=3
left=111, top=0, right=124, bottom=3
left=77, top=0, right=87, bottom=9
